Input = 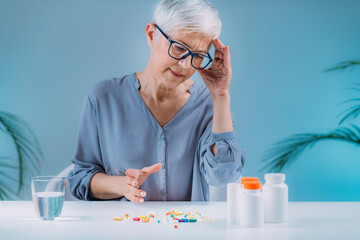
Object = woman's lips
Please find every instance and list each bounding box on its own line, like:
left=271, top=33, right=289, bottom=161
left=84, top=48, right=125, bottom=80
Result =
left=169, top=69, right=184, bottom=78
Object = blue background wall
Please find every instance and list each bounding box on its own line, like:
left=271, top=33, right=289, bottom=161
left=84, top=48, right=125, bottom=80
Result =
left=1, top=0, right=360, bottom=201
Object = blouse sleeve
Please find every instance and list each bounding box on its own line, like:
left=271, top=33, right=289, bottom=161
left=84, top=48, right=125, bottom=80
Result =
left=67, top=93, right=105, bottom=200
left=198, top=114, right=246, bottom=187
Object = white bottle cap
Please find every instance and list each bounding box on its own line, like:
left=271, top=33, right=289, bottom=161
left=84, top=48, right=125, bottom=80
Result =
left=264, top=173, right=285, bottom=183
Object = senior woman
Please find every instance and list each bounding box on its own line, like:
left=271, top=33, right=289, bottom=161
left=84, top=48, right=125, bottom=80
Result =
left=68, top=0, right=246, bottom=203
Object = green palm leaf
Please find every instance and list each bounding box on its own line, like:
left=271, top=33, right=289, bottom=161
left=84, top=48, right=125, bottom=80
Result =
left=338, top=101, right=360, bottom=125
left=325, top=61, right=360, bottom=124
left=324, top=60, right=360, bottom=72
left=0, top=111, right=43, bottom=199
left=261, top=125, right=360, bottom=173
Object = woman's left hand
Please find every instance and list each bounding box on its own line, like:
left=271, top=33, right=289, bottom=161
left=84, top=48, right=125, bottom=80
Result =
left=198, top=38, right=232, bottom=98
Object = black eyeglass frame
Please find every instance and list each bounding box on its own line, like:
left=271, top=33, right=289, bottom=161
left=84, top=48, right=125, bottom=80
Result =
left=154, top=24, right=213, bottom=70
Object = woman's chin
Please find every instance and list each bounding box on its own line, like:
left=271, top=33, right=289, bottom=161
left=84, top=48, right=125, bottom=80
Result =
left=162, top=71, right=185, bottom=88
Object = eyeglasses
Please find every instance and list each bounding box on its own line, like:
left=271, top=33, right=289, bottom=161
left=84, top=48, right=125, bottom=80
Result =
left=154, top=24, right=213, bottom=70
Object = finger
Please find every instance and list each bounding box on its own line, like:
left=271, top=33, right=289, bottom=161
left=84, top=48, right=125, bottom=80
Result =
left=214, top=49, right=224, bottom=60
left=213, top=38, right=222, bottom=50
left=141, top=162, right=163, bottom=174
left=124, top=192, right=144, bottom=203
left=126, top=176, right=138, bottom=187
left=214, top=38, right=226, bottom=49
left=129, top=186, right=146, bottom=198
left=213, top=38, right=225, bottom=52
left=223, top=46, right=231, bottom=67
left=125, top=168, right=141, bottom=179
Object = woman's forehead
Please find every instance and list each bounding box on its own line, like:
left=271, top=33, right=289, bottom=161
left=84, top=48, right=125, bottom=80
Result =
left=168, top=29, right=213, bottom=52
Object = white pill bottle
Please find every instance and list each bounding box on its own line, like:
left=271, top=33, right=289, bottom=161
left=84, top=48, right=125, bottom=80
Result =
left=263, top=173, right=288, bottom=223
left=227, top=183, right=242, bottom=224
left=240, top=181, right=264, bottom=228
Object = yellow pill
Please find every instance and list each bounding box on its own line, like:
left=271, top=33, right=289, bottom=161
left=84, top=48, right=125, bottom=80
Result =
left=140, top=215, right=147, bottom=219
left=113, top=217, right=123, bottom=221
left=142, top=218, right=150, bottom=223
left=125, top=214, right=129, bottom=219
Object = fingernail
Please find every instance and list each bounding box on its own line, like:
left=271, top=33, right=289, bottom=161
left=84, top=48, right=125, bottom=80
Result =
left=139, top=198, right=144, bottom=203
left=140, top=192, right=146, bottom=197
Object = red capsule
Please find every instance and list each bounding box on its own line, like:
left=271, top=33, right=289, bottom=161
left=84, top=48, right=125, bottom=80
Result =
left=133, top=217, right=140, bottom=221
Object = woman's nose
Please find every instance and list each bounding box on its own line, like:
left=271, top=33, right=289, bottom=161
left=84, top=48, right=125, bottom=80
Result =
left=178, top=55, right=192, bottom=69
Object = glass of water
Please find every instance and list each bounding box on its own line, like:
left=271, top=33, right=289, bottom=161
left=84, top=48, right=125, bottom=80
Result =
left=31, top=176, right=66, bottom=220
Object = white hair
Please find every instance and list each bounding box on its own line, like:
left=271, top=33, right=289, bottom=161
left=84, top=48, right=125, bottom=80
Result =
left=152, top=0, right=222, bottom=40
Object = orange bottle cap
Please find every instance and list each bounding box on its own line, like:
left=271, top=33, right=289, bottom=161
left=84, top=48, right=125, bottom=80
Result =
left=241, top=177, right=259, bottom=184
left=243, top=181, right=261, bottom=190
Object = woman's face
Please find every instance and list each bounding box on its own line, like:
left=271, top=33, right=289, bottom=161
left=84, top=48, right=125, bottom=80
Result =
left=147, top=24, right=213, bottom=89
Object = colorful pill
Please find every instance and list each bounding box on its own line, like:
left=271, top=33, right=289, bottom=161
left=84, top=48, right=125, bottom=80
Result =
left=139, top=215, right=147, bottom=219
left=125, top=214, right=129, bottom=219
left=113, top=216, right=123, bottom=221
left=174, top=225, right=178, bottom=229
left=133, top=217, right=140, bottom=221
left=142, top=218, right=150, bottom=223
left=181, top=218, right=188, bottom=223
left=157, top=220, right=161, bottom=223
left=189, top=219, right=197, bottom=223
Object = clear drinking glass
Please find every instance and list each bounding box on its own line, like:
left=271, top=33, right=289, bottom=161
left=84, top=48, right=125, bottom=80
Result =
left=31, top=176, right=66, bottom=220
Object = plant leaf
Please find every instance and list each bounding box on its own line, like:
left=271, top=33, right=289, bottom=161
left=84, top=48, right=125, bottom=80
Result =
left=0, top=111, right=43, bottom=198
left=324, top=60, right=360, bottom=72
left=261, top=125, right=360, bottom=173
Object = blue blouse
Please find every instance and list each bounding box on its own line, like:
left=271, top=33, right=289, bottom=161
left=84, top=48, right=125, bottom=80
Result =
left=68, top=73, right=246, bottom=201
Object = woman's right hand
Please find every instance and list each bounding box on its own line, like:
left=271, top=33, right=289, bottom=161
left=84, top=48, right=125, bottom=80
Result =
left=122, top=162, right=162, bottom=203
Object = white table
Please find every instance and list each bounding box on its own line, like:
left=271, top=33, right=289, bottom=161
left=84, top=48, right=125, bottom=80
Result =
left=0, top=201, right=359, bottom=240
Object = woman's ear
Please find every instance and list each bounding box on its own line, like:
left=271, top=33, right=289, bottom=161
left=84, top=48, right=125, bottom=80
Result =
left=145, top=23, right=157, bottom=48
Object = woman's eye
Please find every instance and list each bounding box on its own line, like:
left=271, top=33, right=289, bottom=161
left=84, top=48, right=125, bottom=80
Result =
left=174, top=45, right=186, bottom=52
left=194, top=54, right=204, bottom=60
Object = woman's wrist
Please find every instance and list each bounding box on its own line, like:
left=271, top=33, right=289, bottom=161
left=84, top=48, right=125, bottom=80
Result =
left=90, top=173, right=125, bottom=199
left=212, top=91, right=230, bottom=101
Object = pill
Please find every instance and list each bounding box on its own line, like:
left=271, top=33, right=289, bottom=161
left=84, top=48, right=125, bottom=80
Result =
left=157, top=220, right=161, bottom=223
left=113, top=217, right=123, bottom=221
left=189, top=219, right=197, bottom=223
left=140, top=215, right=148, bottom=219
left=142, top=218, right=150, bottom=223
left=170, top=214, right=174, bottom=217
left=125, top=214, right=129, bottom=219
left=181, top=218, right=188, bottom=223
left=133, top=217, right=140, bottom=221
left=149, top=214, right=154, bottom=218
left=174, top=225, right=178, bottom=229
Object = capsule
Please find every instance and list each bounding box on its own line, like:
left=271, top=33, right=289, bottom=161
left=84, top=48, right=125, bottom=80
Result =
left=142, top=218, right=150, bottom=223
left=113, top=216, right=123, bottom=221
left=133, top=217, right=140, bottom=221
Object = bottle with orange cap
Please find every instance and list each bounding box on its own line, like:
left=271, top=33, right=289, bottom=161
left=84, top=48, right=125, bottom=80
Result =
left=240, top=177, right=259, bottom=188
left=239, top=181, right=264, bottom=228
left=227, top=177, right=259, bottom=225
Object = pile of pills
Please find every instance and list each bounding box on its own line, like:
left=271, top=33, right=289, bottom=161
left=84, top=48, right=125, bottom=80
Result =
left=113, top=209, right=216, bottom=228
